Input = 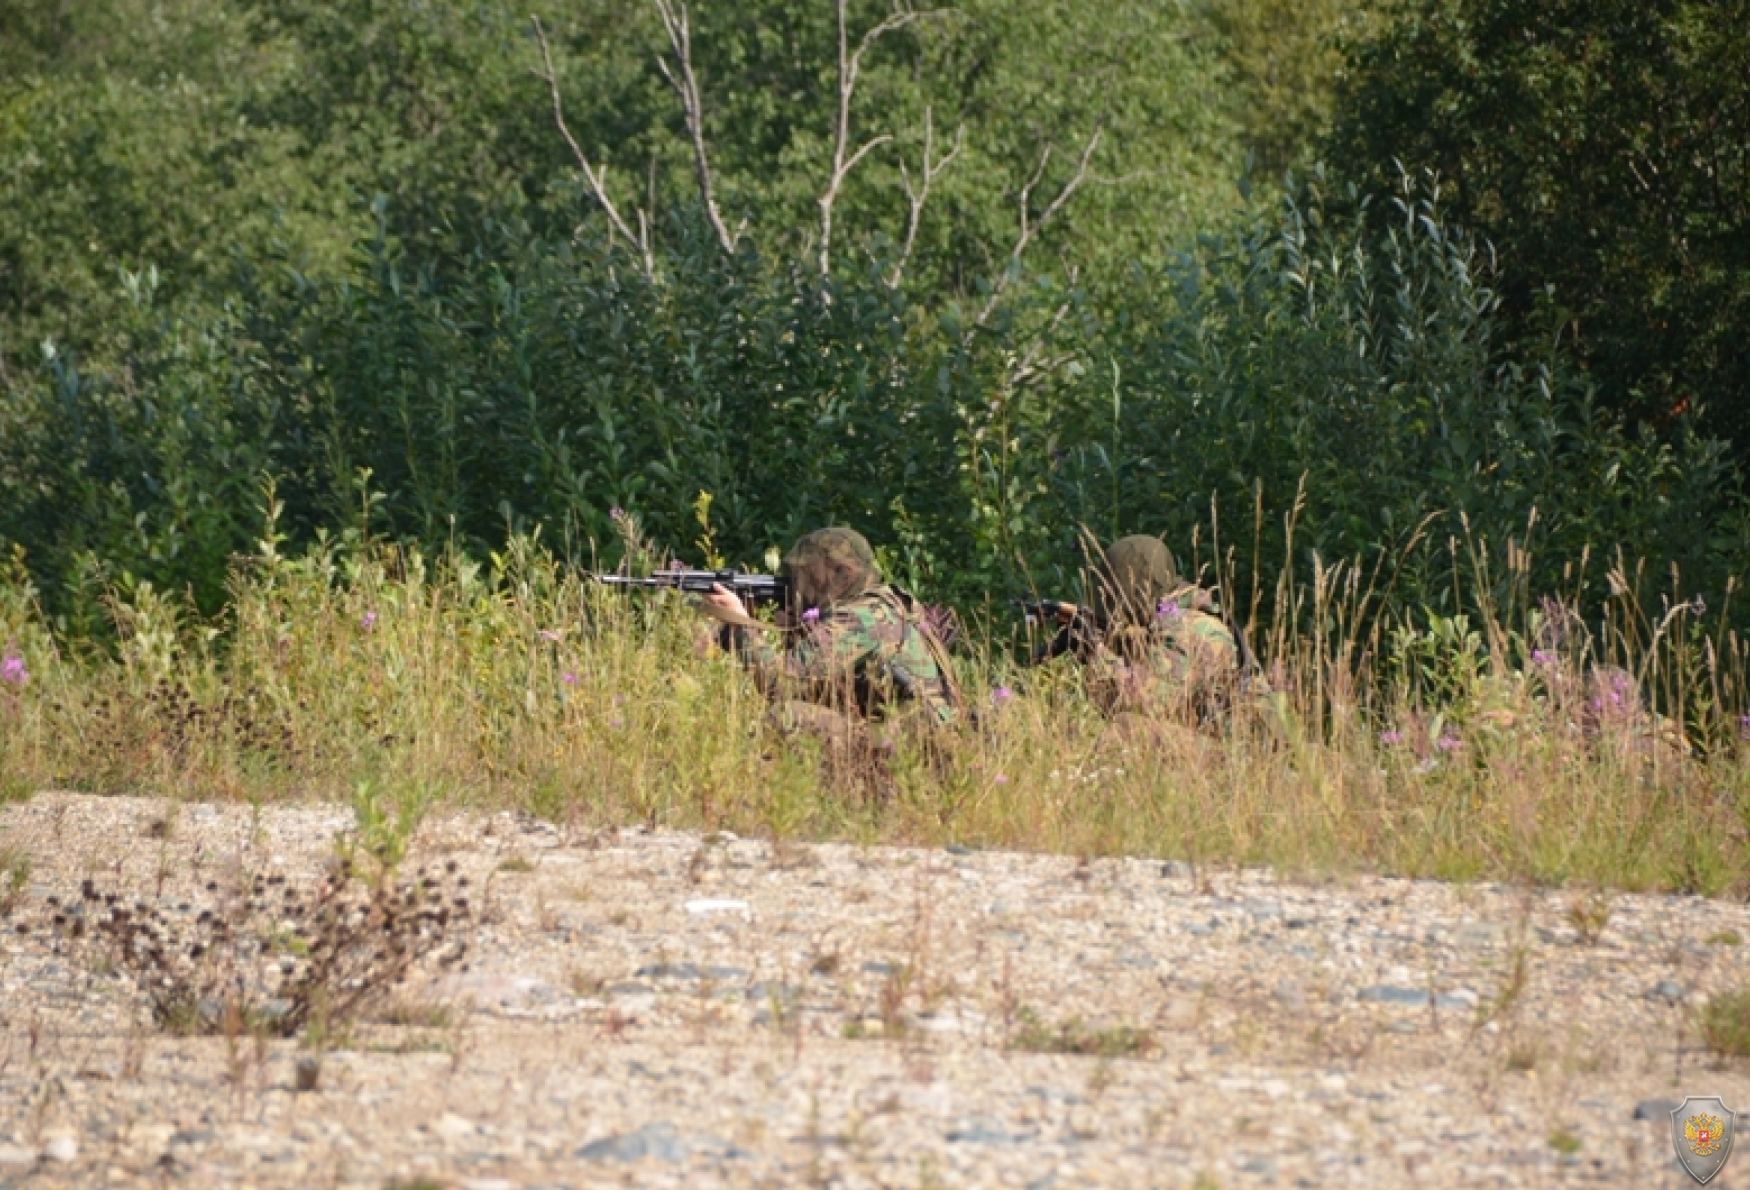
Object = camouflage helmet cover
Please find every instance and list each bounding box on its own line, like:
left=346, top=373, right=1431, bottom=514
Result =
left=781, top=527, right=881, bottom=611
left=1089, top=534, right=1177, bottom=629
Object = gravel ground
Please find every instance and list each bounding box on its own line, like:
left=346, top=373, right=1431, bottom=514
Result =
left=3, top=791, right=1749, bottom=1189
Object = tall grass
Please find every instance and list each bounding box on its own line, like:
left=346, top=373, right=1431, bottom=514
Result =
left=2, top=514, right=1747, bottom=894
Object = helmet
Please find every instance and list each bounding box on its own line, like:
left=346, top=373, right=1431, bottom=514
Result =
left=780, top=527, right=881, bottom=611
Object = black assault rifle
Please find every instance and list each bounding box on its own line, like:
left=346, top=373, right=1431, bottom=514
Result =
left=592, top=568, right=788, bottom=604
left=1011, top=598, right=1084, bottom=625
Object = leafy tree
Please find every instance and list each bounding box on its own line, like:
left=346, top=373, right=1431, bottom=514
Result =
left=1328, top=0, right=1750, bottom=457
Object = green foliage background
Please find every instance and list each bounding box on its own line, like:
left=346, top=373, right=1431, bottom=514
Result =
left=0, top=0, right=1744, bottom=633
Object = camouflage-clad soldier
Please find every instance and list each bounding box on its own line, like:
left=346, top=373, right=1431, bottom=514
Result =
left=701, top=528, right=960, bottom=739
left=1034, top=534, right=1243, bottom=721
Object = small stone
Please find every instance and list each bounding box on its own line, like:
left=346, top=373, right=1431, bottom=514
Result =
left=684, top=898, right=750, bottom=919
left=1648, top=981, right=1687, bottom=1002
left=576, top=1123, right=686, bottom=1162
left=945, top=1123, right=1035, bottom=1146
left=945, top=843, right=974, bottom=856
left=1160, top=861, right=1192, bottom=879
left=42, top=1134, right=78, bottom=1164
left=434, top=1113, right=476, bottom=1140
left=0, top=1144, right=35, bottom=1169
left=1240, top=1156, right=1278, bottom=1176
left=635, top=962, right=701, bottom=980
left=1357, top=985, right=1430, bottom=1006
left=1633, top=1099, right=1682, bottom=1120
left=294, top=1056, right=321, bottom=1092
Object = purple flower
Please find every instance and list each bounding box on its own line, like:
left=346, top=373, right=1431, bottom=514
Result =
left=991, top=686, right=1014, bottom=706
left=609, top=506, right=626, bottom=523
left=1531, top=649, right=1555, bottom=665
left=1738, top=715, right=1750, bottom=741
left=1378, top=730, right=1402, bottom=745
left=1156, top=599, right=1183, bottom=621
left=1436, top=734, right=1462, bottom=752
left=0, top=649, right=27, bottom=687
left=1692, top=595, right=1707, bottom=616
left=802, top=607, right=821, bottom=624
left=994, top=773, right=1009, bottom=785
left=539, top=629, right=562, bottom=642
left=561, top=671, right=579, bottom=686
left=360, top=611, right=378, bottom=631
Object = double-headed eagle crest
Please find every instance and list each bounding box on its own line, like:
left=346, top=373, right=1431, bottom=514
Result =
left=1687, top=1112, right=1726, bottom=1157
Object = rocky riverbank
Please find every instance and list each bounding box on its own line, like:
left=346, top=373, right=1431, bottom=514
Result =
left=1, top=792, right=1746, bottom=1188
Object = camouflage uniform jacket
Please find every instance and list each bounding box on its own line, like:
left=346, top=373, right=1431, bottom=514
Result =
left=732, top=585, right=959, bottom=724
left=1054, top=586, right=1240, bottom=717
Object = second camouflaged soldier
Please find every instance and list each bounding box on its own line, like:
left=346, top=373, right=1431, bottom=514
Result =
left=1032, top=534, right=1244, bottom=723
left=700, top=527, right=959, bottom=787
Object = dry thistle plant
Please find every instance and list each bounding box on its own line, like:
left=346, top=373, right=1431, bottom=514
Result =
left=46, top=858, right=472, bottom=1036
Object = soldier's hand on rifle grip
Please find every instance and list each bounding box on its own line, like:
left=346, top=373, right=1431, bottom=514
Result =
left=701, top=582, right=749, bottom=618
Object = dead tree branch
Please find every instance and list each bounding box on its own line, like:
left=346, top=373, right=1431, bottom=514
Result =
left=818, top=1, right=940, bottom=278
left=532, top=15, right=654, bottom=277
left=652, top=0, right=735, bottom=255
left=976, top=125, right=1102, bottom=326
left=888, top=106, right=963, bottom=288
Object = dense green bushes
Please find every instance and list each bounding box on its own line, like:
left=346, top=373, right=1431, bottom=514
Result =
left=5, top=172, right=1741, bottom=631
left=1330, top=0, right=1750, bottom=457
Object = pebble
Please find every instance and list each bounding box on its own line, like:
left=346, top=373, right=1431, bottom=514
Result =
left=1633, top=1099, right=1681, bottom=1120
left=41, top=1134, right=78, bottom=1164
left=684, top=898, right=751, bottom=918
left=1357, top=985, right=1429, bottom=1006
left=1648, top=980, right=1688, bottom=1001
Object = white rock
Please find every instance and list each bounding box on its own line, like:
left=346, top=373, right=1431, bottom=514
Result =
left=434, top=1113, right=476, bottom=1140
left=42, top=1134, right=78, bottom=1164
left=0, top=1144, right=35, bottom=1169
left=685, top=898, right=751, bottom=918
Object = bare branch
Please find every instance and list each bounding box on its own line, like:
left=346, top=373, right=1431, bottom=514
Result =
left=818, top=1, right=941, bottom=278
left=651, top=0, right=735, bottom=255
left=976, top=125, right=1102, bottom=326
left=531, top=15, right=653, bottom=278
left=888, top=107, right=963, bottom=288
